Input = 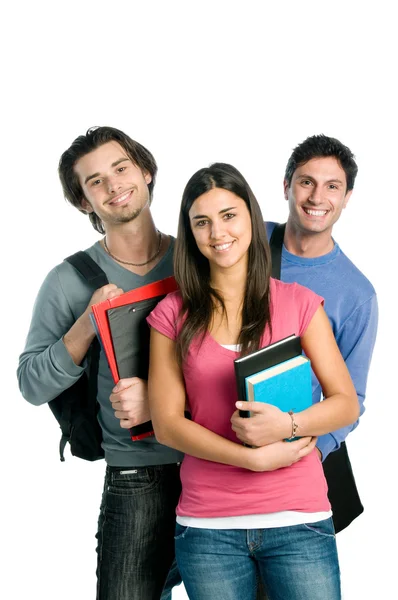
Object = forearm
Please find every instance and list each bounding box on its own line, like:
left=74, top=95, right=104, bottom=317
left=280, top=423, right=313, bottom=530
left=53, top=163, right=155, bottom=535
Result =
left=63, top=311, right=96, bottom=365
left=317, top=413, right=360, bottom=459
left=153, top=414, right=254, bottom=469
left=18, top=338, right=85, bottom=406
left=294, top=393, right=360, bottom=438
left=17, top=265, right=103, bottom=406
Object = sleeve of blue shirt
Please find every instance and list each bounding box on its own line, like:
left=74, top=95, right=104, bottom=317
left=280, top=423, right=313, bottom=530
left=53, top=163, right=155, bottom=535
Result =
left=316, top=293, right=379, bottom=460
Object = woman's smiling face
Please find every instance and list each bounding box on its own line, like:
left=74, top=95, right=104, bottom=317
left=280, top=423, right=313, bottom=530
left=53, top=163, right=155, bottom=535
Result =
left=189, top=187, right=252, bottom=273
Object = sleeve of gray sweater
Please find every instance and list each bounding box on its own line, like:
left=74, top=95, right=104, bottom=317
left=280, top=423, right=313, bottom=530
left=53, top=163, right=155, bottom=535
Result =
left=17, top=263, right=92, bottom=406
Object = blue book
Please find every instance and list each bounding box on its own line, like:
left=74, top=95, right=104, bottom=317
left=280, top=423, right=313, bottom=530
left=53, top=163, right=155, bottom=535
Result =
left=245, top=355, right=312, bottom=414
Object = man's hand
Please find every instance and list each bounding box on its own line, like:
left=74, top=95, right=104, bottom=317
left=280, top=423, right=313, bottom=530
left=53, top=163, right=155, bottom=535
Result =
left=231, top=401, right=292, bottom=446
left=84, top=284, right=124, bottom=323
left=76, top=284, right=124, bottom=336
left=64, top=284, right=124, bottom=365
left=110, top=378, right=150, bottom=429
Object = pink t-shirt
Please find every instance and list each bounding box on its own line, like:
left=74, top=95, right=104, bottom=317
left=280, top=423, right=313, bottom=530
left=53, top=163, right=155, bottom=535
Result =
left=147, top=278, right=330, bottom=518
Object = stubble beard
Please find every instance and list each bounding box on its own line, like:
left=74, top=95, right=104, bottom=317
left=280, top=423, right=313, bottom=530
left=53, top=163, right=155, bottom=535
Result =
left=112, top=206, right=143, bottom=225
left=105, top=194, right=150, bottom=226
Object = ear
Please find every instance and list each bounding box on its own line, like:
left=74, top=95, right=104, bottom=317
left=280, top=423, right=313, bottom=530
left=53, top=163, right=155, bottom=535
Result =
left=144, top=171, right=152, bottom=185
left=283, top=179, right=289, bottom=201
left=343, top=189, right=353, bottom=209
left=80, top=197, right=93, bottom=213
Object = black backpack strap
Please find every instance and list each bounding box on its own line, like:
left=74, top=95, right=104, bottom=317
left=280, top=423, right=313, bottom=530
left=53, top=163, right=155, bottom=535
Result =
left=269, top=223, right=286, bottom=280
left=65, top=250, right=109, bottom=288
left=56, top=251, right=108, bottom=461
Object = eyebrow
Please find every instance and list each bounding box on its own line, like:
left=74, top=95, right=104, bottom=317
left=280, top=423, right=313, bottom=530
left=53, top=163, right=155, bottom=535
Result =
left=191, top=206, right=237, bottom=220
left=298, top=174, right=345, bottom=185
left=84, top=158, right=130, bottom=184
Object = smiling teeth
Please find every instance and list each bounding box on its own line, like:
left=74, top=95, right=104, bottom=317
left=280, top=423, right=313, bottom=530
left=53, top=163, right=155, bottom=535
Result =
left=213, top=242, right=232, bottom=250
left=304, top=209, right=327, bottom=216
left=112, top=192, right=130, bottom=204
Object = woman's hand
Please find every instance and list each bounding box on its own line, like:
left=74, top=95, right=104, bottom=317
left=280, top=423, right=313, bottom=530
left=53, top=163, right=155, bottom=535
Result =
left=231, top=401, right=292, bottom=446
left=247, top=436, right=318, bottom=472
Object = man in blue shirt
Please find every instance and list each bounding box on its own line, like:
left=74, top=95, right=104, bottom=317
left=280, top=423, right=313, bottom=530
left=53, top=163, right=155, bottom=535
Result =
left=232, top=134, right=378, bottom=533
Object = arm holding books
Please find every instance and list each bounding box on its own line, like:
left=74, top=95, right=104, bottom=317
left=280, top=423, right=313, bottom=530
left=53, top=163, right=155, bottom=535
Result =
left=231, top=306, right=359, bottom=447
left=64, top=283, right=124, bottom=365
left=18, top=266, right=122, bottom=406
left=148, top=328, right=317, bottom=472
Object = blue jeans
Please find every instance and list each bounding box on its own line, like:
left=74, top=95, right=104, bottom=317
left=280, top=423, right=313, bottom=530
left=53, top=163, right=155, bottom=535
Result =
left=96, top=463, right=182, bottom=600
left=175, top=517, right=341, bottom=600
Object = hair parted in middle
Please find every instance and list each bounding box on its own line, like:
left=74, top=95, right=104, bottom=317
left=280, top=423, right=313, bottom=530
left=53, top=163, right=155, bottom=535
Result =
left=174, top=162, right=272, bottom=364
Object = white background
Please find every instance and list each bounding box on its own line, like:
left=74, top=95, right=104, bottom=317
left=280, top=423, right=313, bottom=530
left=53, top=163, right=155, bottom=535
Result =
left=2, top=1, right=396, bottom=599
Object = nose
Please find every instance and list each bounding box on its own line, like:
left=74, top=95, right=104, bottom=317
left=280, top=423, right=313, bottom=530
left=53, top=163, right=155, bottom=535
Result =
left=308, top=185, right=322, bottom=205
left=107, top=175, right=122, bottom=194
left=210, top=220, right=226, bottom=240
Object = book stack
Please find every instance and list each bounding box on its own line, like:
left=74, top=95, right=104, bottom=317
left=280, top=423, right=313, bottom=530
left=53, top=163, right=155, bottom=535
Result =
left=234, top=335, right=312, bottom=438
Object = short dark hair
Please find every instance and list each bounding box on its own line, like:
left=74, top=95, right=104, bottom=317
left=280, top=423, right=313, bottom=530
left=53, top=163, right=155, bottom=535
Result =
left=174, top=162, right=272, bottom=363
left=284, top=134, right=358, bottom=193
left=58, top=126, right=158, bottom=234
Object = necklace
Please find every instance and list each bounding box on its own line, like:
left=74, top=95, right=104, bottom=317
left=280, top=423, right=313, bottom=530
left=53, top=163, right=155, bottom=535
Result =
left=103, top=230, right=162, bottom=267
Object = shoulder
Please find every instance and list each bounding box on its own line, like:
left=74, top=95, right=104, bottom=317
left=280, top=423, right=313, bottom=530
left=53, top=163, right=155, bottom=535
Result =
left=270, top=277, right=322, bottom=304
left=336, top=246, right=376, bottom=299
left=264, top=221, right=279, bottom=241
left=147, top=291, right=183, bottom=341
left=34, top=246, right=104, bottom=317
left=157, top=290, right=183, bottom=312
left=270, top=278, right=324, bottom=337
left=41, top=259, right=89, bottom=295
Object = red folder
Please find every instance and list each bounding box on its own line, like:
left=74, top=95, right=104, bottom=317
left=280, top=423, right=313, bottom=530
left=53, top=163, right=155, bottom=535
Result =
left=91, top=275, right=179, bottom=440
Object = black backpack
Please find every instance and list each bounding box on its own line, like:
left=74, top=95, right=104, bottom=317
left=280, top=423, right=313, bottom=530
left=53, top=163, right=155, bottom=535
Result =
left=269, top=223, right=364, bottom=534
left=48, top=251, right=108, bottom=462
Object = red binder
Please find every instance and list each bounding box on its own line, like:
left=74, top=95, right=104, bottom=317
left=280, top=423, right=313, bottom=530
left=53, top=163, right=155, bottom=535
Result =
left=91, top=275, right=179, bottom=440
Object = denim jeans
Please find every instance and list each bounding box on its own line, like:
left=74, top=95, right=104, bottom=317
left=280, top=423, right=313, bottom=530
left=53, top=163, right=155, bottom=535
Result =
left=175, top=517, right=341, bottom=600
left=96, top=463, right=182, bottom=600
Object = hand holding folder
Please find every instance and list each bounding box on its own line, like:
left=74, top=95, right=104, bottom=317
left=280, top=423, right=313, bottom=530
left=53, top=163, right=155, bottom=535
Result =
left=91, top=276, right=178, bottom=440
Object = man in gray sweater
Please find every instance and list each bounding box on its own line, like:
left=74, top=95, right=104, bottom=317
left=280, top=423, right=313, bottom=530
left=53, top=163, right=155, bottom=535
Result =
left=17, top=126, right=183, bottom=600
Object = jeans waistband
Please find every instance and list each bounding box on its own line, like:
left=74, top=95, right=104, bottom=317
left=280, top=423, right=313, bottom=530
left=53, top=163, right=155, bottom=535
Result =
left=107, top=462, right=181, bottom=473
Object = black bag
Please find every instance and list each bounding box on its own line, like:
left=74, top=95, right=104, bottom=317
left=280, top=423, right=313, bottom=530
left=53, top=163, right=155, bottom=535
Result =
left=269, top=223, right=364, bottom=533
left=48, top=251, right=108, bottom=462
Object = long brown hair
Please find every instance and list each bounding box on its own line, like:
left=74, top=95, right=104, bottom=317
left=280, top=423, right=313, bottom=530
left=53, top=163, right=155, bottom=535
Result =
left=174, top=163, right=272, bottom=363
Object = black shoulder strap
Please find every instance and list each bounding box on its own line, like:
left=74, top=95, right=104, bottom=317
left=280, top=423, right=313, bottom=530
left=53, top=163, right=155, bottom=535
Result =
left=65, top=250, right=109, bottom=288
left=269, top=223, right=286, bottom=280
left=60, top=251, right=108, bottom=460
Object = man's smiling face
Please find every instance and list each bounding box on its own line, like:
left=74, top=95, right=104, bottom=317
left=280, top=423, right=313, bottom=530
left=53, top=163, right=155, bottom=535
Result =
left=284, top=156, right=352, bottom=236
left=74, top=141, right=152, bottom=228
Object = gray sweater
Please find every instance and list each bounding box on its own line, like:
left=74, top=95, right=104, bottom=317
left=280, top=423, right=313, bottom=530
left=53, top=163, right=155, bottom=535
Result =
left=18, top=238, right=184, bottom=467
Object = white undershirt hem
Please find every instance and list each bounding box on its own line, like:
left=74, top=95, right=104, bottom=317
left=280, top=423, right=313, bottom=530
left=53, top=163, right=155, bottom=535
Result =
left=177, top=511, right=332, bottom=529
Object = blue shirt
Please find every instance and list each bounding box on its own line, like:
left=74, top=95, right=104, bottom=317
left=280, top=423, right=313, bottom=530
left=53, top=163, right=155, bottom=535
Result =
left=266, top=222, right=378, bottom=460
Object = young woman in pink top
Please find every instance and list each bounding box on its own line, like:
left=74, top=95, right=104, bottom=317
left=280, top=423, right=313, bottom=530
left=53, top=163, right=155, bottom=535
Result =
left=147, top=163, right=358, bottom=600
